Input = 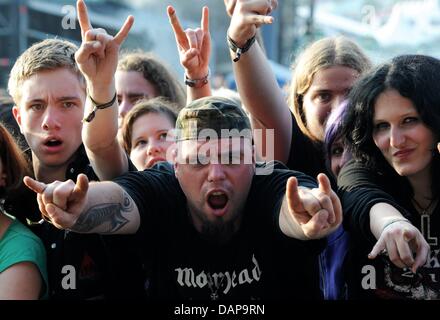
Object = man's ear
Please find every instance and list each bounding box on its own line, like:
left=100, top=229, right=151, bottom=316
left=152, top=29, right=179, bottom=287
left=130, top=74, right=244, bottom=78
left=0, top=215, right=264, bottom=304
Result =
left=12, top=105, right=23, bottom=133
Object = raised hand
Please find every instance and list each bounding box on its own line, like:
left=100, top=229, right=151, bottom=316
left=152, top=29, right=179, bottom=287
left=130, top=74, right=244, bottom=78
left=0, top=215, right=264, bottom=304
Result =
left=224, top=0, right=236, bottom=16
left=224, top=0, right=278, bottom=17
left=23, top=174, right=89, bottom=230
left=228, top=0, right=276, bottom=47
left=75, top=0, right=134, bottom=100
left=286, top=173, right=343, bottom=239
left=167, top=6, right=210, bottom=80
left=368, top=220, right=430, bottom=273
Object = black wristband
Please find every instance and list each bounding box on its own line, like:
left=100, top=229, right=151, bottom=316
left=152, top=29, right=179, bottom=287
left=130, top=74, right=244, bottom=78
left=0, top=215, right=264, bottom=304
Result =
left=227, top=34, right=256, bottom=62
left=83, top=93, right=117, bottom=123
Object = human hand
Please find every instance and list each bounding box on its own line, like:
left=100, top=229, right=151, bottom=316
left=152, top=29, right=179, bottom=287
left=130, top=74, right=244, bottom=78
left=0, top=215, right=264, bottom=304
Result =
left=228, top=0, right=275, bottom=47
left=286, top=173, right=343, bottom=239
left=75, top=0, right=134, bottom=101
left=224, top=0, right=277, bottom=17
left=368, top=219, right=429, bottom=273
left=167, top=6, right=210, bottom=80
left=23, top=174, right=89, bottom=230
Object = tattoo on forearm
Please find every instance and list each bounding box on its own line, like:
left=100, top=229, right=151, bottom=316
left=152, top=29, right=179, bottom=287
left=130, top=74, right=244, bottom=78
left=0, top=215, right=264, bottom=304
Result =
left=72, top=191, right=133, bottom=233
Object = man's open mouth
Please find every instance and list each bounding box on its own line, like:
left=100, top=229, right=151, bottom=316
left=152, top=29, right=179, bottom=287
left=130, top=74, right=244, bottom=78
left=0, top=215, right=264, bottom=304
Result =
left=207, top=191, right=228, bottom=210
left=44, top=139, right=62, bottom=147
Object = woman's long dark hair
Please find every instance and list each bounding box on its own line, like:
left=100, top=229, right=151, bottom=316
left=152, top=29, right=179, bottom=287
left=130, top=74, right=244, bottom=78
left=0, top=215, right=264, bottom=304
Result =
left=341, top=54, right=440, bottom=197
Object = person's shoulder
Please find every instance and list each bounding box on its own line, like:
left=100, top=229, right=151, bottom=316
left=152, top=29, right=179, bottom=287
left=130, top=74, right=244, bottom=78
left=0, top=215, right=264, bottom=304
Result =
left=133, top=161, right=176, bottom=179
left=255, top=161, right=315, bottom=181
left=338, top=159, right=382, bottom=189
left=2, top=219, right=45, bottom=249
left=148, top=161, right=175, bottom=175
left=0, top=219, right=48, bottom=298
left=113, top=161, right=178, bottom=190
left=0, top=219, right=46, bottom=272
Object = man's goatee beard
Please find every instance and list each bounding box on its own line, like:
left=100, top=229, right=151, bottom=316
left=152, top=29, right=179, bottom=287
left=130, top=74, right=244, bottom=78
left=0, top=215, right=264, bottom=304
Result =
left=200, top=219, right=237, bottom=244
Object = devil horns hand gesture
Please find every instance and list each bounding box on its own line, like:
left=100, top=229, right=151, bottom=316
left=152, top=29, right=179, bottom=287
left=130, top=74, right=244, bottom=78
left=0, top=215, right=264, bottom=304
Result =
left=75, top=0, right=133, bottom=101
left=286, top=173, right=343, bottom=239
left=167, top=6, right=210, bottom=81
left=23, top=175, right=90, bottom=230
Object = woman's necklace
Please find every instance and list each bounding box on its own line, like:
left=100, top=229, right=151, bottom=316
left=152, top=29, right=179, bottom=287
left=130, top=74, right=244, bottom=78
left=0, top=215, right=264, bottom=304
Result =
left=412, top=197, right=438, bottom=216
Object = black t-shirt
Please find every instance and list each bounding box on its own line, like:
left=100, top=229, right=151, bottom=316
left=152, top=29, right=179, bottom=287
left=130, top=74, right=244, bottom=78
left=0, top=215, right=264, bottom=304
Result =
left=285, top=112, right=344, bottom=299
left=338, top=160, right=440, bottom=299
left=114, top=162, right=323, bottom=300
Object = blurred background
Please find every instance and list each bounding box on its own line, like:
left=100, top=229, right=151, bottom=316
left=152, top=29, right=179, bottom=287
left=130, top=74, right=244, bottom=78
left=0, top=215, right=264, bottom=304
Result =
left=2, top=0, right=440, bottom=100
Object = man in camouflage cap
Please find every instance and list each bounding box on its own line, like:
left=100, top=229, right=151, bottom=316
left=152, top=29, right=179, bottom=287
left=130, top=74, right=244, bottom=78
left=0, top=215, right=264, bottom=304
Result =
left=173, top=96, right=253, bottom=168
left=25, top=96, right=342, bottom=300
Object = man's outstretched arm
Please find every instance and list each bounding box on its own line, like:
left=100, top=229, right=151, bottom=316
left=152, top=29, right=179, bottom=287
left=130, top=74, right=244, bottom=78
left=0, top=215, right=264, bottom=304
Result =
left=24, top=174, right=140, bottom=234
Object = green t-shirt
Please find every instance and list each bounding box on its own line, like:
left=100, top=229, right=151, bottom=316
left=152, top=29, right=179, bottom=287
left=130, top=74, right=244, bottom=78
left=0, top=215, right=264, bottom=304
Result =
left=0, top=218, right=48, bottom=299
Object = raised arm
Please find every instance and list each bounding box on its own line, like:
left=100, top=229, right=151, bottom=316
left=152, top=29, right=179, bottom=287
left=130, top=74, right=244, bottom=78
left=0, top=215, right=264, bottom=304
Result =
left=76, top=0, right=133, bottom=179
left=227, top=0, right=292, bottom=163
left=279, top=173, right=342, bottom=240
left=168, top=6, right=211, bottom=103
left=23, top=174, right=140, bottom=235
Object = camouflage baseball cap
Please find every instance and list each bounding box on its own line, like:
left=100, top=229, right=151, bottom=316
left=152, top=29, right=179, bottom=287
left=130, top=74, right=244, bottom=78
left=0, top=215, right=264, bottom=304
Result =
left=175, top=96, right=252, bottom=141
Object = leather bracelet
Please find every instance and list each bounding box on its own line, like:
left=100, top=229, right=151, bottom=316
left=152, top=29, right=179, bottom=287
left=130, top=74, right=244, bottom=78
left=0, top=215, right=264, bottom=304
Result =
left=83, top=92, right=117, bottom=123
left=184, top=69, right=210, bottom=88
left=227, top=34, right=256, bottom=62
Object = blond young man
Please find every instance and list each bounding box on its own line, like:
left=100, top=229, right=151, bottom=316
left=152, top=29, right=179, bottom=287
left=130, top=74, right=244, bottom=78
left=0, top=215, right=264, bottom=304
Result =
left=6, top=0, right=143, bottom=299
